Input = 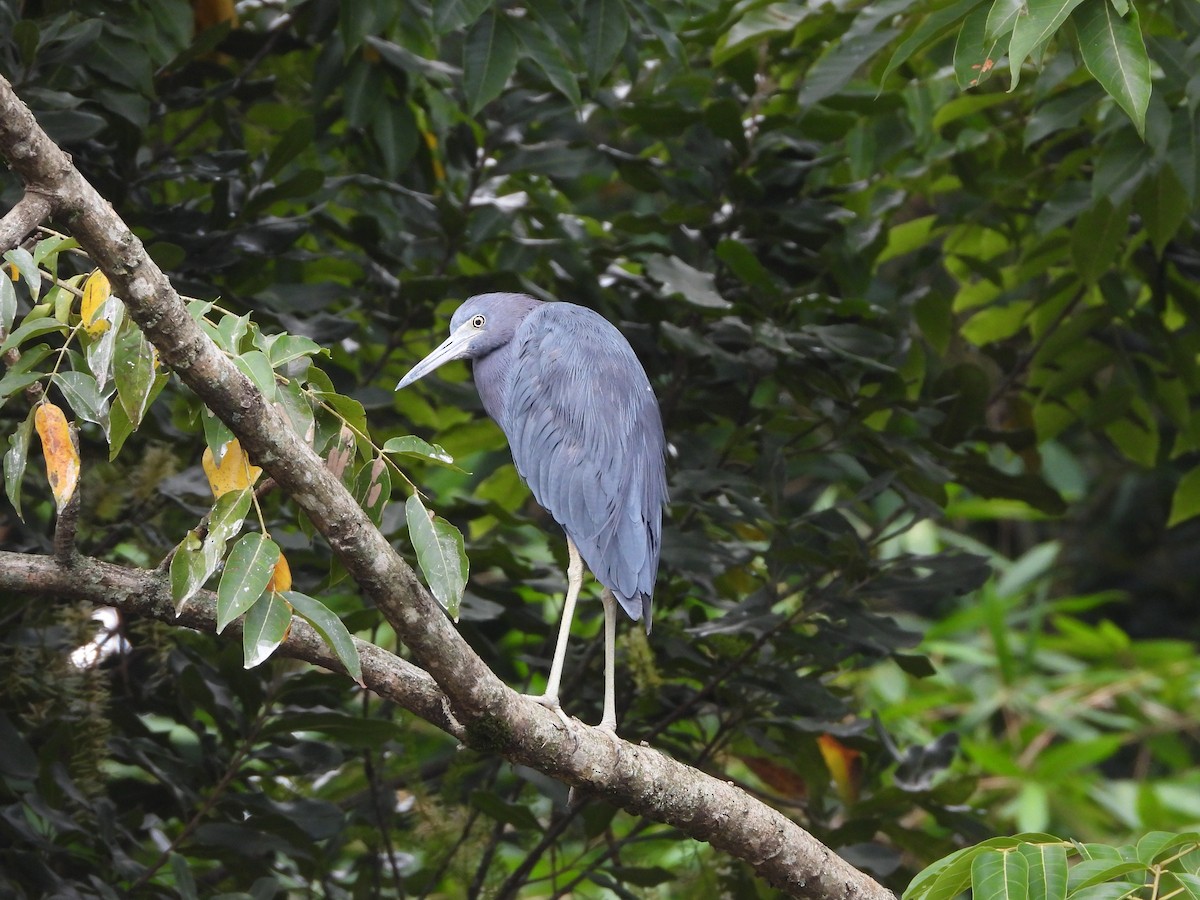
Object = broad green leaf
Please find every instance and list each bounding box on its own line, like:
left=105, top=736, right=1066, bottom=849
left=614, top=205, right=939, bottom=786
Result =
left=644, top=254, right=731, bottom=309
left=258, top=332, right=323, bottom=368
left=383, top=435, right=457, bottom=467
left=260, top=712, right=404, bottom=747
left=1166, top=873, right=1200, bottom=900
left=52, top=371, right=109, bottom=427
left=515, top=18, right=581, bottom=107
left=0, top=272, right=16, bottom=333
left=170, top=531, right=212, bottom=612
left=1018, top=842, right=1068, bottom=900
left=1136, top=164, right=1190, bottom=258
left=971, top=848, right=1028, bottom=900
left=277, top=378, right=315, bottom=442
left=799, top=29, right=897, bottom=106
left=217, top=534, right=280, bottom=633
left=405, top=493, right=468, bottom=620
left=583, top=0, right=629, bottom=85
left=214, top=312, right=250, bottom=353
left=3, top=247, right=41, bottom=303
left=433, top=0, right=491, bottom=34
left=1009, top=0, right=1088, bottom=91
left=985, top=0, right=1024, bottom=41
left=4, top=407, right=35, bottom=520
left=283, top=591, right=363, bottom=685
left=1167, top=465, right=1200, bottom=527
left=1071, top=198, right=1129, bottom=285
left=0, top=371, right=42, bottom=410
left=0, top=317, right=66, bottom=356
left=471, top=790, right=544, bottom=831
left=232, top=349, right=277, bottom=402
left=202, top=409, right=236, bottom=464
left=113, top=325, right=157, bottom=428
left=1073, top=0, right=1150, bottom=136
left=262, top=117, right=314, bottom=180
left=881, top=0, right=989, bottom=86
left=463, top=11, right=519, bottom=114
left=1067, top=860, right=1148, bottom=891
left=84, top=296, right=125, bottom=392
left=954, top=5, right=1002, bottom=89
left=241, top=591, right=291, bottom=669
left=107, top=400, right=133, bottom=460
left=713, top=3, right=810, bottom=67
left=208, top=487, right=254, bottom=548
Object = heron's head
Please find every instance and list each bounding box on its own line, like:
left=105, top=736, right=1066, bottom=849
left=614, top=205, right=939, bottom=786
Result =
left=396, top=293, right=541, bottom=389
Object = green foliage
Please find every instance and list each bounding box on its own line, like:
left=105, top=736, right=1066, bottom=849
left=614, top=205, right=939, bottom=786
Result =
left=0, top=0, right=1198, bottom=895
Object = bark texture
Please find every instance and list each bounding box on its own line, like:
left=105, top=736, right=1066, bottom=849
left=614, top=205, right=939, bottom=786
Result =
left=0, top=73, right=895, bottom=900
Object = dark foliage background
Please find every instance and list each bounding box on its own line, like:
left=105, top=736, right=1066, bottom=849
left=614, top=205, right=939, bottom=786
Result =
left=1, top=0, right=1199, bottom=896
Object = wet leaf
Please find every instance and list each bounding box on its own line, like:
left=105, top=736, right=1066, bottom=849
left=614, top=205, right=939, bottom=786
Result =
left=217, top=533, right=280, bottom=633
left=266, top=551, right=292, bottom=593
left=4, top=407, right=35, bottom=520
left=242, top=590, right=291, bottom=668
left=383, top=434, right=457, bottom=467
left=81, top=269, right=114, bottom=336
left=114, top=323, right=157, bottom=427
left=34, top=402, right=79, bottom=511
left=405, top=493, right=468, bottom=619
left=283, top=591, right=363, bottom=685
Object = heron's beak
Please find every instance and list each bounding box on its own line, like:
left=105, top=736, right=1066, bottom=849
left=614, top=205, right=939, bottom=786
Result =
left=395, top=321, right=476, bottom=390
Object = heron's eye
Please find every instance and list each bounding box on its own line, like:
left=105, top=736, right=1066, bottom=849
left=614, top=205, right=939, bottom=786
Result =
left=471, top=314, right=486, bottom=329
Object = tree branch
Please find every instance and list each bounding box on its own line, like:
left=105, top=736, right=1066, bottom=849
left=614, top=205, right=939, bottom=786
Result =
left=0, top=74, right=894, bottom=900
left=0, top=190, right=51, bottom=249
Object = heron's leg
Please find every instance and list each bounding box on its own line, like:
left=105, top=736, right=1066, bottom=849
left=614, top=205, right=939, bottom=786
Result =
left=598, top=587, right=618, bottom=732
left=529, top=537, right=583, bottom=728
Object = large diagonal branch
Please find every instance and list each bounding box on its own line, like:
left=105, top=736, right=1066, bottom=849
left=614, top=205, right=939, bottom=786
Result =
left=0, top=73, right=893, bottom=900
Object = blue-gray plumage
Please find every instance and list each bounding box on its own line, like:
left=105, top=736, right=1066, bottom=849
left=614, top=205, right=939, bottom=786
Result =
left=396, top=292, right=667, bottom=731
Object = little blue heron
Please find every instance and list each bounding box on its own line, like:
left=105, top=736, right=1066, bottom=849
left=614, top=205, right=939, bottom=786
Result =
left=396, top=293, right=667, bottom=731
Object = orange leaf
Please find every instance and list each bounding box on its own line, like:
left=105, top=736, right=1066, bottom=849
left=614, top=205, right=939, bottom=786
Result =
left=81, top=269, right=113, bottom=336
left=202, top=439, right=262, bottom=497
left=34, top=403, right=79, bottom=511
left=817, top=734, right=862, bottom=805
left=193, top=0, right=238, bottom=31
left=266, top=551, right=292, bottom=594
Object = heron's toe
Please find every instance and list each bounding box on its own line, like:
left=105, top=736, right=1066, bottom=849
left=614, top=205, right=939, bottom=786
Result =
left=526, top=692, right=573, bottom=730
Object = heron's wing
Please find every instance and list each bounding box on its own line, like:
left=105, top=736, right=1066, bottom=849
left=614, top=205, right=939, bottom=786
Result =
left=503, top=304, right=666, bottom=628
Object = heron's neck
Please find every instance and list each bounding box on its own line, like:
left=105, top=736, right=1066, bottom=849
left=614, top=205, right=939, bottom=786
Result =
left=473, top=344, right=512, bottom=431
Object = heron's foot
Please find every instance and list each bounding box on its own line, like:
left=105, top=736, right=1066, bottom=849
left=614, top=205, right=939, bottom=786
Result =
left=595, top=720, right=623, bottom=750
left=525, top=692, right=573, bottom=730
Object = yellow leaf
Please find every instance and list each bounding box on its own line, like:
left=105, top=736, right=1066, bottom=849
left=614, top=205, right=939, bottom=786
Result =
left=266, top=551, right=292, bottom=593
left=193, top=0, right=238, bottom=31
left=34, top=403, right=80, bottom=511
left=202, top=438, right=262, bottom=497
left=81, top=269, right=113, bottom=336
left=817, top=734, right=862, bottom=805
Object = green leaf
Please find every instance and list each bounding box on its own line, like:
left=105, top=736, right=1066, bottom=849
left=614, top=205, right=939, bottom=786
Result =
left=242, top=590, right=291, bottom=669
left=1018, top=842, right=1068, bottom=900
left=972, top=848, right=1028, bottom=900
left=263, top=117, right=314, bottom=180
left=1073, top=0, right=1150, bottom=136
left=583, top=0, right=629, bottom=85
left=515, top=18, right=582, bottom=107
left=3, top=247, right=41, bottom=303
left=713, top=3, right=810, bottom=67
left=52, top=371, right=109, bottom=427
left=259, top=332, right=323, bottom=368
left=232, top=349, right=278, bottom=403
left=1167, top=465, right=1200, bottom=527
left=405, top=493, right=468, bottom=620
left=283, top=591, right=363, bottom=685
left=0, top=317, right=66, bottom=356
left=4, top=407, right=35, bottom=520
left=463, top=11, right=519, bottom=114
left=1009, top=0, right=1088, bottom=91
left=260, top=712, right=404, bottom=748
left=0, top=272, right=16, bottom=333
left=1136, top=164, right=1190, bottom=258
left=471, top=790, right=543, bottom=831
left=84, top=296, right=125, bottom=392
left=202, top=409, right=236, bottom=464
left=881, top=0, right=989, bottom=86
left=1067, top=860, right=1148, bottom=891
left=383, top=434, right=457, bottom=467
left=985, top=0, right=1024, bottom=41
left=217, top=534, right=281, bottom=634
left=1071, top=198, right=1129, bottom=285
left=644, top=254, right=731, bottom=309
left=114, top=324, right=158, bottom=428
left=954, top=5, right=1002, bottom=89
left=208, top=487, right=253, bottom=548
left=170, top=531, right=213, bottom=612
left=433, top=0, right=491, bottom=34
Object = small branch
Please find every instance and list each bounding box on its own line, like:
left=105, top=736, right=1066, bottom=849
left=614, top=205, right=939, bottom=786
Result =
left=53, top=479, right=81, bottom=565
left=0, top=190, right=52, bottom=250
left=0, top=550, right=462, bottom=737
